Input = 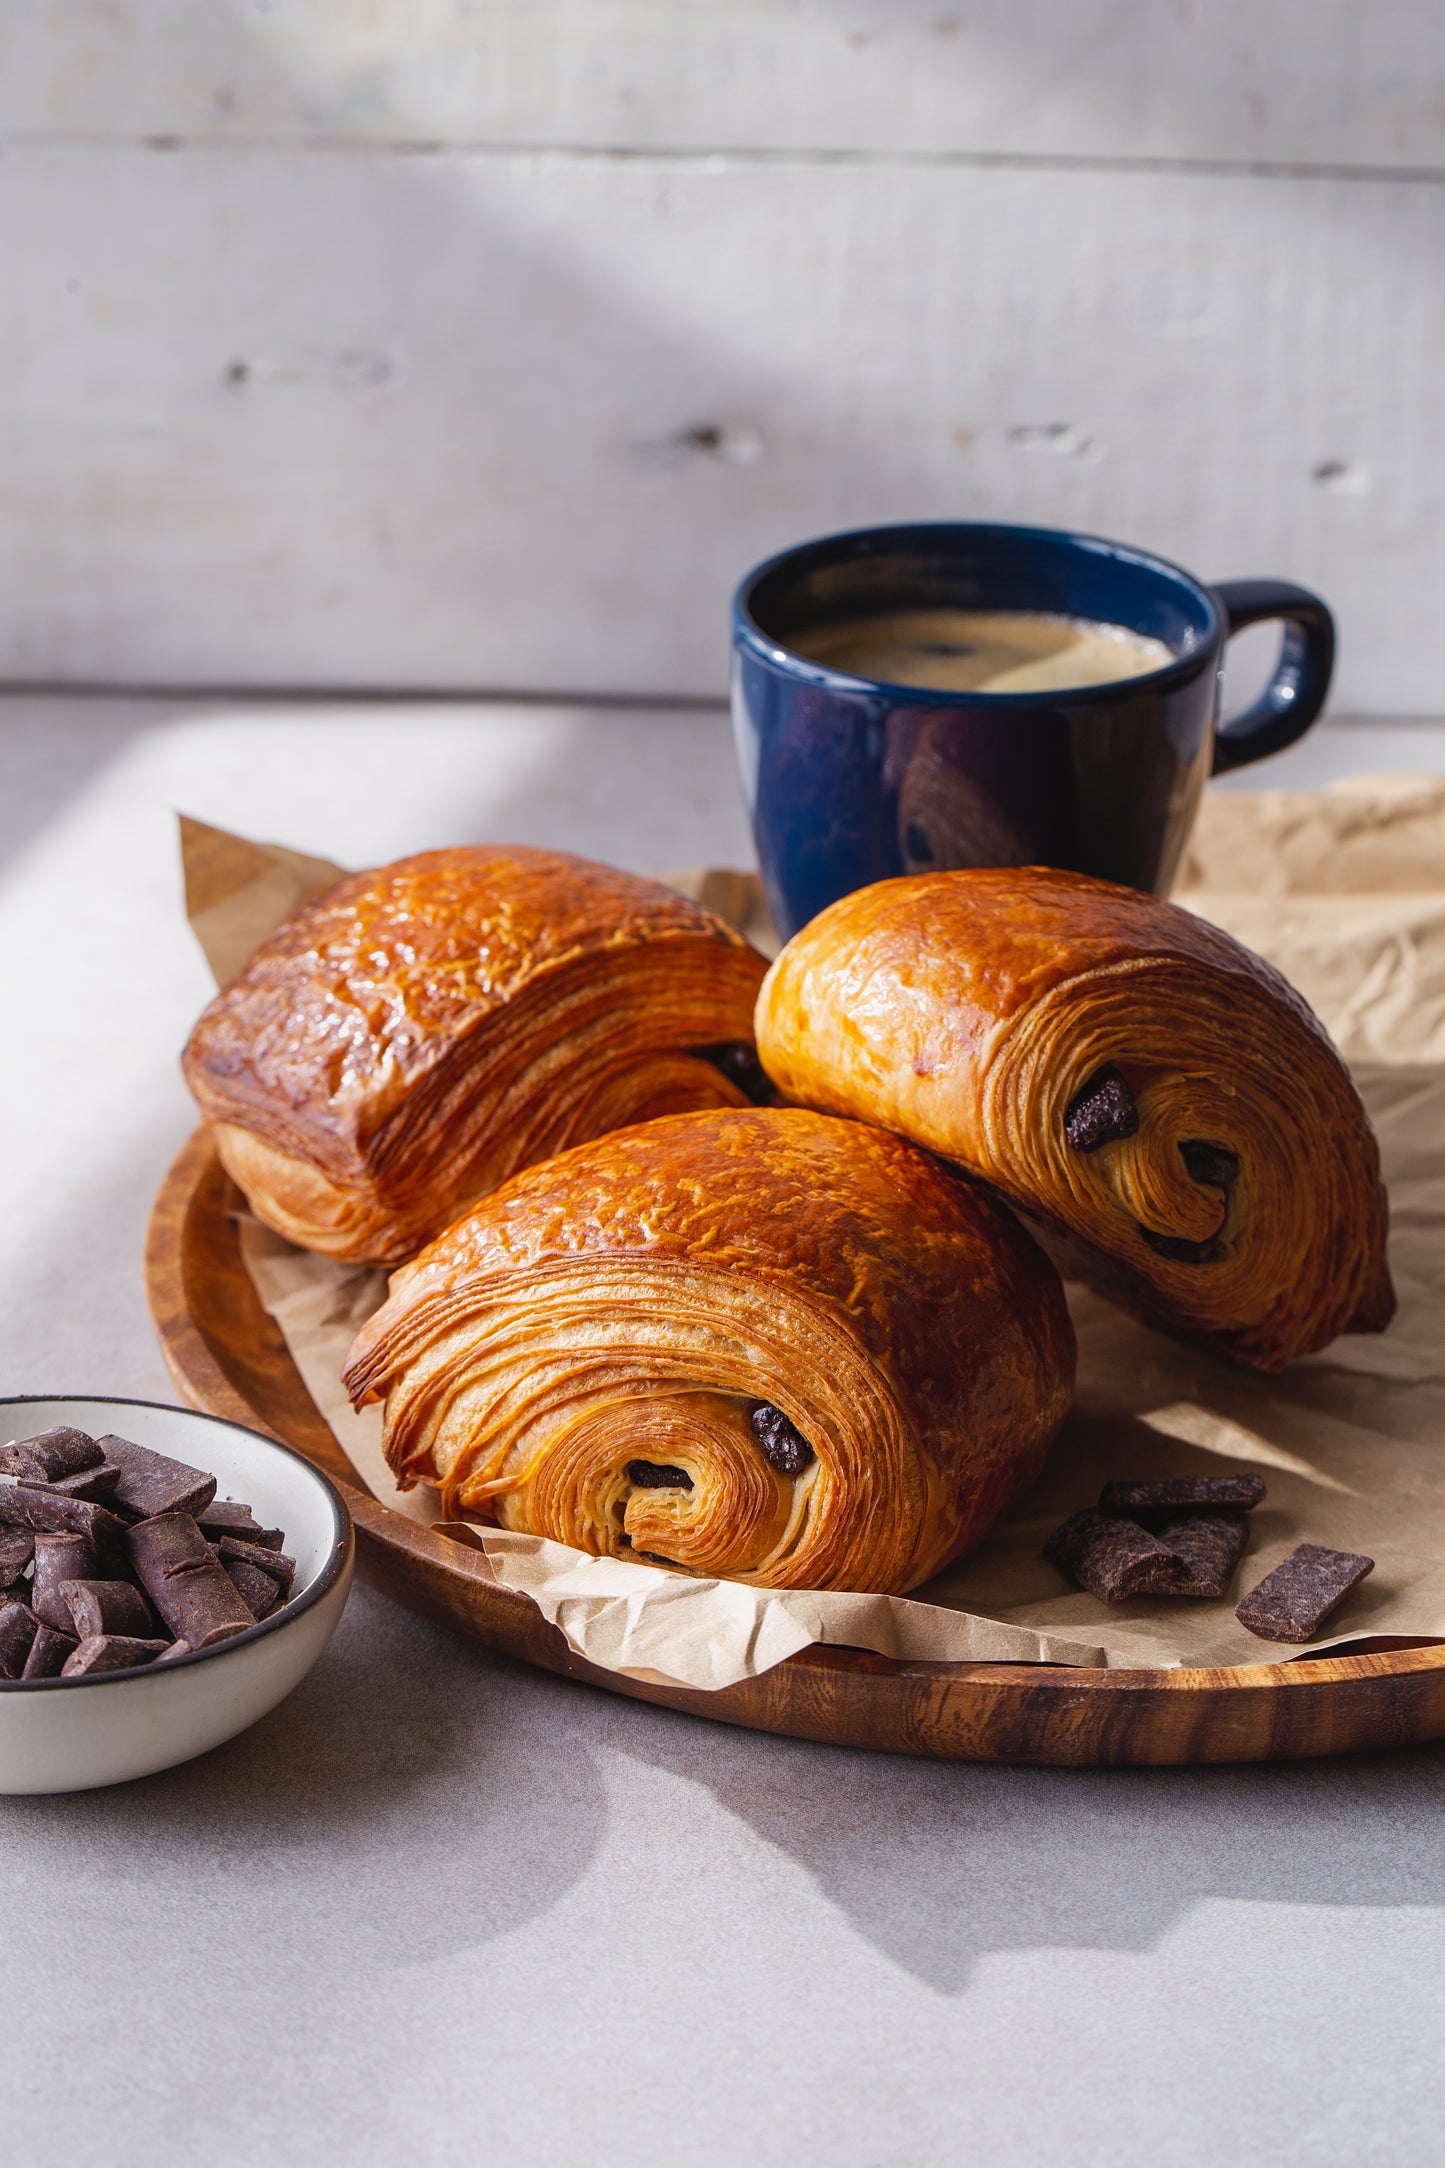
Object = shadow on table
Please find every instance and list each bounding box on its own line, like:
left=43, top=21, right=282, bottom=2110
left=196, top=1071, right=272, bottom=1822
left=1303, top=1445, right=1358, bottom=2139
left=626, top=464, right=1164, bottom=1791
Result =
left=7, top=1590, right=609, bottom=1962
left=606, top=1696, right=1445, bottom=1993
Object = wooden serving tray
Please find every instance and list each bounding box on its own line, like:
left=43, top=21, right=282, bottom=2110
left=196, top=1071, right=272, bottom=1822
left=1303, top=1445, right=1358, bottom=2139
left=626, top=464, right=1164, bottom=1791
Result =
left=146, top=1128, right=1445, bottom=1765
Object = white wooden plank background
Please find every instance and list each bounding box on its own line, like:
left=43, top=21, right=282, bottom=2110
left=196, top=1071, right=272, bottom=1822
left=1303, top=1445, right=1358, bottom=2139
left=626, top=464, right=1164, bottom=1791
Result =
left=2, top=1, right=1439, bottom=169
left=0, top=4, right=1439, bottom=705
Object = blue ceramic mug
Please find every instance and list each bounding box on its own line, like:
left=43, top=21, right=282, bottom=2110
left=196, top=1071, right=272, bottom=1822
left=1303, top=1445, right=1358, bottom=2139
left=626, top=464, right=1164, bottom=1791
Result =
left=731, top=521, right=1334, bottom=943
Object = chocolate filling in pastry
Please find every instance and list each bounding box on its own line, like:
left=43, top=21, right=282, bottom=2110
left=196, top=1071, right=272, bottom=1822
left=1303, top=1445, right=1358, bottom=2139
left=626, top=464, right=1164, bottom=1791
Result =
left=750, top=1404, right=816, bottom=1477
left=625, top=1460, right=694, bottom=1492
left=1064, top=1067, right=1139, bottom=1153
left=693, top=1041, right=775, bottom=1105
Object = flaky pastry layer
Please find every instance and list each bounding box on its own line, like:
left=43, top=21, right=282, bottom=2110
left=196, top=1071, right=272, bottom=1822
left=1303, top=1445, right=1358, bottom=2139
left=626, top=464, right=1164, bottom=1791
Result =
left=343, top=1108, right=1075, bottom=1594
left=754, top=866, right=1393, bottom=1372
left=183, top=845, right=769, bottom=1261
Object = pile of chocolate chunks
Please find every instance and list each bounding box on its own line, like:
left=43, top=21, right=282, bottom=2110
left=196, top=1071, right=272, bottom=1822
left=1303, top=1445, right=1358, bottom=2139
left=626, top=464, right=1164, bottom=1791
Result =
left=0, top=1426, right=293, bottom=1680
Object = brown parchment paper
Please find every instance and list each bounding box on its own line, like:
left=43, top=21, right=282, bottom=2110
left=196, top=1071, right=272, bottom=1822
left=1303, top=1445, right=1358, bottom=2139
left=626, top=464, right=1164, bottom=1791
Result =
left=178, top=782, right=1445, bottom=1688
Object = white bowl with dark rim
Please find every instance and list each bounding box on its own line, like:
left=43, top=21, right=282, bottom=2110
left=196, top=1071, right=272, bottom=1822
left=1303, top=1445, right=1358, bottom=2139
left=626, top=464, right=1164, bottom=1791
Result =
left=0, top=1396, right=353, bottom=1794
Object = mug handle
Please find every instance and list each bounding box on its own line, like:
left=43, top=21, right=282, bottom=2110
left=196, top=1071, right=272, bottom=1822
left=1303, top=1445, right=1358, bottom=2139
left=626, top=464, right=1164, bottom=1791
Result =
left=1210, top=578, right=1336, bottom=776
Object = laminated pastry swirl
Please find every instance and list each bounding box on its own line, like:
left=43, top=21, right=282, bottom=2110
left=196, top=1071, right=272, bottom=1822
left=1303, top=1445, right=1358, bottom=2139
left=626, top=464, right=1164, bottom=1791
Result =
left=343, top=1107, right=1075, bottom=1594
left=755, top=868, right=1394, bottom=1373
left=183, top=846, right=769, bottom=1263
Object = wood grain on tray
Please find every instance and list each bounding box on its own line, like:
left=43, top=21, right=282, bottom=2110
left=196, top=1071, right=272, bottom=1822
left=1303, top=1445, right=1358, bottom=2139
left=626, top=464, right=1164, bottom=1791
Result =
left=145, top=1129, right=1445, bottom=1767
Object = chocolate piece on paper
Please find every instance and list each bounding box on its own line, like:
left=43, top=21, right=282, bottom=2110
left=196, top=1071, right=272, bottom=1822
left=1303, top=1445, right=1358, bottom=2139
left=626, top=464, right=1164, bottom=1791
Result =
left=215, top=1536, right=295, bottom=1596
left=60, top=1636, right=172, bottom=1678
left=0, top=1485, right=128, bottom=1559
left=0, top=1601, right=39, bottom=1678
left=92, top=1436, right=218, bottom=1523
left=1236, top=1544, right=1375, bottom=1644
left=127, top=1513, right=255, bottom=1648
left=30, top=1531, right=98, bottom=1630
left=22, top=1623, right=79, bottom=1679
left=1155, top=1514, right=1251, bottom=1600
left=1098, top=1476, right=1267, bottom=1517
left=1043, top=1509, right=1108, bottom=1571
left=0, top=1427, right=102, bottom=1482
left=224, top=1559, right=281, bottom=1620
left=1045, top=1512, right=1189, bottom=1602
left=59, top=1579, right=156, bottom=1642
left=0, top=1528, right=34, bottom=1584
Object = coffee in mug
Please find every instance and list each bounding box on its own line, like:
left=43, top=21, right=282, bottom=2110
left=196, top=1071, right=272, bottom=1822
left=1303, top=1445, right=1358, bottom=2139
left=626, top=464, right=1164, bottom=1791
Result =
left=787, top=606, right=1175, bottom=695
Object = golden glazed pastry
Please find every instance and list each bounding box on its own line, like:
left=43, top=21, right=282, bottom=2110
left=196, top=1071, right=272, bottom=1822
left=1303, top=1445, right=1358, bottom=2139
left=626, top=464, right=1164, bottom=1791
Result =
left=755, top=867, right=1394, bottom=1373
left=343, top=1107, right=1075, bottom=1594
left=183, top=846, right=769, bottom=1263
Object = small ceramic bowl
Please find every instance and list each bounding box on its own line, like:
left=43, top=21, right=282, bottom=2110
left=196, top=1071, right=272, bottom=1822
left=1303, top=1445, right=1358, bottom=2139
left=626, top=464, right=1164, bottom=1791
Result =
left=0, top=1396, right=353, bottom=1794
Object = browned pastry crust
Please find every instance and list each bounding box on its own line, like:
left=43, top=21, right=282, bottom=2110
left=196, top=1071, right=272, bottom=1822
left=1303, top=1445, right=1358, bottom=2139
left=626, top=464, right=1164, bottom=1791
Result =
left=343, top=1107, right=1075, bottom=1594
left=183, top=846, right=769, bottom=1262
left=755, top=867, right=1394, bottom=1372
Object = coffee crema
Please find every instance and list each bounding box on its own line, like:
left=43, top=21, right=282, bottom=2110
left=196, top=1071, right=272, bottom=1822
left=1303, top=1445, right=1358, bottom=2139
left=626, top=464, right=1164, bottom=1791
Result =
left=788, top=606, right=1176, bottom=695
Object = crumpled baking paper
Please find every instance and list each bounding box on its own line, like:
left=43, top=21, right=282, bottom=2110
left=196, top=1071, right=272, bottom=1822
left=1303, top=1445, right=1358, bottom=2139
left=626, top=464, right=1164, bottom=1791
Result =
left=179, top=777, right=1445, bottom=1687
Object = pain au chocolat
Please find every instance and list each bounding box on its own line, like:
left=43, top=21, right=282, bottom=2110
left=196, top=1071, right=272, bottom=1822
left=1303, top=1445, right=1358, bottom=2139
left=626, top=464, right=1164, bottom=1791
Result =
left=342, top=1108, right=1074, bottom=1595
left=183, top=846, right=769, bottom=1263
left=755, top=867, right=1394, bottom=1373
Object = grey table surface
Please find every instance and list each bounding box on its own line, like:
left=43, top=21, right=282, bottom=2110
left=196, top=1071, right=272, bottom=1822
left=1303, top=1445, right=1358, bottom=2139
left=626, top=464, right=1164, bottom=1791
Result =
left=4, top=694, right=1445, bottom=2168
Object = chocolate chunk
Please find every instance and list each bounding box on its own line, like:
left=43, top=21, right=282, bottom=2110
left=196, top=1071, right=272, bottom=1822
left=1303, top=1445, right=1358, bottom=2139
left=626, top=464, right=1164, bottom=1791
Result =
left=224, top=1559, right=281, bottom=1620
left=0, top=1528, right=34, bottom=1584
left=1065, top=1067, right=1139, bottom=1153
left=127, top=1513, right=255, bottom=1648
left=750, top=1403, right=816, bottom=1477
left=693, top=1040, right=775, bottom=1105
left=59, top=1579, right=156, bottom=1641
left=22, top=1623, right=78, bottom=1679
left=198, top=1502, right=286, bottom=1551
left=29, top=1463, right=124, bottom=1500
left=60, top=1635, right=171, bottom=1678
left=1044, top=1508, right=1105, bottom=1570
left=30, top=1531, right=98, bottom=1629
left=92, top=1436, right=217, bottom=1522
left=1236, top=1544, right=1375, bottom=1643
left=1154, top=1514, right=1250, bottom=1599
left=0, top=1485, right=128, bottom=1558
left=0, top=1426, right=102, bottom=1481
left=151, top=1638, right=193, bottom=1664
left=215, top=1536, right=295, bottom=1597
left=1045, top=1512, right=1187, bottom=1603
left=625, top=1460, right=694, bottom=1491
left=197, top=1500, right=267, bottom=1541
left=0, top=1601, right=39, bottom=1678
left=1180, top=1139, right=1240, bottom=1190
left=1098, top=1476, right=1267, bottom=1516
